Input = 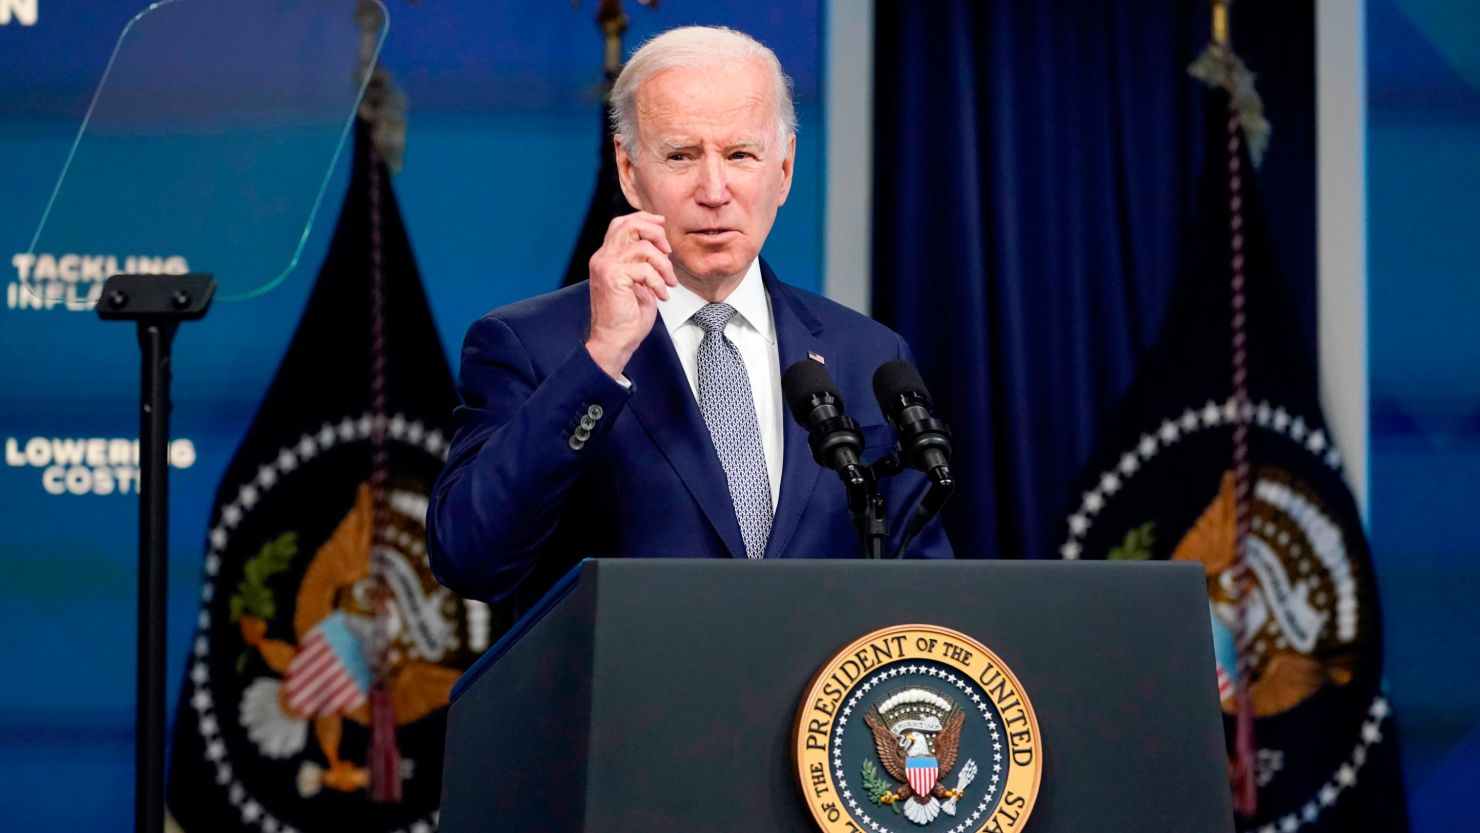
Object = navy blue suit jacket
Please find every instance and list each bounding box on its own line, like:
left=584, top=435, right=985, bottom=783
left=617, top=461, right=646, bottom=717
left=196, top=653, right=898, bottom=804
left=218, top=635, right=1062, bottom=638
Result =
left=428, top=261, right=952, bottom=605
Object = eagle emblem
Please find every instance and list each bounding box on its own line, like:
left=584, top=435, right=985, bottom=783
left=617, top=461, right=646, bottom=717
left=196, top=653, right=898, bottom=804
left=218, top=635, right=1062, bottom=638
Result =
left=796, top=624, right=1042, bottom=833
left=1173, top=468, right=1365, bottom=718
left=862, top=687, right=975, bottom=826
left=231, top=482, right=472, bottom=795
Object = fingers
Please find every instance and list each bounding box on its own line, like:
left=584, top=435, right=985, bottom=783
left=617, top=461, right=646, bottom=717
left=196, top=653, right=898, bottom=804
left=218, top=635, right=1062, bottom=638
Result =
left=591, top=212, right=678, bottom=297
left=583, top=210, right=674, bottom=373
left=632, top=281, right=657, bottom=310
left=625, top=239, right=678, bottom=287
left=590, top=243, right=673, bottom=296
left=606, top=212, right=672, bottom=256
left=616, top=261, right=670, bottom=302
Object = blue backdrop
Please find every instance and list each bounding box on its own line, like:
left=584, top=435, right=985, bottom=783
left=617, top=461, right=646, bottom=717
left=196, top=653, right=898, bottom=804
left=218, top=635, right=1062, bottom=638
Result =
left=1367, top=1, right=1480, bottom=829
left=1, top=1, right=1476, bottom=832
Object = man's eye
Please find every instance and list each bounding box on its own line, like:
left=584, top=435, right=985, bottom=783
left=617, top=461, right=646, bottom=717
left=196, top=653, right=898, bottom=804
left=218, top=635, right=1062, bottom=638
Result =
left=667, top=153, right=691, bottom=162
left=730, top=151, right=754, bottom=160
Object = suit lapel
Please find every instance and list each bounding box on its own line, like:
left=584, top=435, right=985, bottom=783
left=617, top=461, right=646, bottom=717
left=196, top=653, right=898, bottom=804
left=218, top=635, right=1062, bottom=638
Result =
left=623, top=320, right=748, bottom=559
left=761, top=264, right=828, bottom=559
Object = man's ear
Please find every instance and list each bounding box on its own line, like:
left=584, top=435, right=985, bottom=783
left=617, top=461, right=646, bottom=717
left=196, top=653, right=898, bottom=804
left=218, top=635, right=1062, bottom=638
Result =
left=615, top=136, right=645, bottom=211
left=777, top=132, right=797, bottom=206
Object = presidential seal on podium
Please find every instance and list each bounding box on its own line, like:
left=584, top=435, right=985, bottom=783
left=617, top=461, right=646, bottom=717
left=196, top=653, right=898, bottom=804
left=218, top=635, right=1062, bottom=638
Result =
left=795, top=625, right=1043, bottom=833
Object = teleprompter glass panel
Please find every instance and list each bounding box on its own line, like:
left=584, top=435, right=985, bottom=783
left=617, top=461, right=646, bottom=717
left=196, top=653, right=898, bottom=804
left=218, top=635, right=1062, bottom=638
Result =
left=24, top=0, right=387, bottom=305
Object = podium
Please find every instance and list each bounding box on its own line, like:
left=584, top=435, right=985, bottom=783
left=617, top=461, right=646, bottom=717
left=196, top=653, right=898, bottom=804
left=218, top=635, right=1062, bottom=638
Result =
left=441, top=559, right=1234, bottom=833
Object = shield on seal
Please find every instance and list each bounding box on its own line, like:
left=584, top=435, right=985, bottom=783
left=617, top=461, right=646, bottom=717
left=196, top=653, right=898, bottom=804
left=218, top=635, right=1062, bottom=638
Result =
left=906, top=756, right=938, bottom=796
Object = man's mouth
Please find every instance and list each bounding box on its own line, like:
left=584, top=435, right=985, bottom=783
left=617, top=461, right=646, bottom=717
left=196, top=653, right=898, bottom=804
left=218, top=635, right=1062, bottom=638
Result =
left=692, top=228, right=735, bottom=237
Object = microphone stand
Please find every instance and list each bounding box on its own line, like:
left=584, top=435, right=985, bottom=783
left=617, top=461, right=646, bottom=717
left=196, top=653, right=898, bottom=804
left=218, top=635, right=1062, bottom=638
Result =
left=851, top=452, right=911, bottom=560
left=859, top=450, right=956, bottom=560
left=839, top=462, right=887, bottom=560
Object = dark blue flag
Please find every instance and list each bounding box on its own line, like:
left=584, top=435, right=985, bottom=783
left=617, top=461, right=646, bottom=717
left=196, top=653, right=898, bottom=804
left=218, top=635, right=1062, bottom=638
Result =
left=1058, top=69, right=1409, bottom=832
left=166, top=120, right=504, bottom=832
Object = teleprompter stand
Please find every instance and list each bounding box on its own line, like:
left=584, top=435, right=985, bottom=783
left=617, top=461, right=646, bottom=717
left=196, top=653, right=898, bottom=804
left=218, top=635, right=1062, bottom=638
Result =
left=97, top=273, right=216, bottom=833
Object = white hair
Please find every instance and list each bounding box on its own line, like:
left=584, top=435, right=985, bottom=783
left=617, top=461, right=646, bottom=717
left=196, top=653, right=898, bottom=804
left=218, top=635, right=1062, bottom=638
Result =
left=610, top=25, right=797, bottom=155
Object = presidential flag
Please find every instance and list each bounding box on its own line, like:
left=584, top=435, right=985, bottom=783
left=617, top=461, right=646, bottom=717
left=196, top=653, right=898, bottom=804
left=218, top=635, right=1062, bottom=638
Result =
left=165, top=118, right=501, bottom=833
left=1058, top=50, right=1409, bottom=833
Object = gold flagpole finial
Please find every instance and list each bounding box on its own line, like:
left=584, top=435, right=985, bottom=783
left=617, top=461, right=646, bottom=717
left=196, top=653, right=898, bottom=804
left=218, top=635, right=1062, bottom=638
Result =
left=1212, top=0, right=1231, bottom=47
left=597, top=0, right=630, bottom=78
left=578, top=0, right=658, bottom=77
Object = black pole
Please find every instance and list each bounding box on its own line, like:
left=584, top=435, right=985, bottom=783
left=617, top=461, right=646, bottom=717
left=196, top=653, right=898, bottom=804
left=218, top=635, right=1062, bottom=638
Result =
left=136, top=319, right=174, bottom=833
left=853, top=452, right=909, bottom=559
left=840, top=470, right=882, bottom=559
left=98, top=273, right=215, bottom=833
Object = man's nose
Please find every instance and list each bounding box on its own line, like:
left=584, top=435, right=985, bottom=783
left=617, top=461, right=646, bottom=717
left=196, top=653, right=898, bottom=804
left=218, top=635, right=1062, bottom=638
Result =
left=694, top=155, right=730, bottom=206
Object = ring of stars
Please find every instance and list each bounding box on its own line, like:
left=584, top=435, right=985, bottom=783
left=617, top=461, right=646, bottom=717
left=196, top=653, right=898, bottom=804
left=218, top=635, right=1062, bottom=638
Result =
left=831, top=663, right=1004, bottom=833
left=1249, top=696, right=1393, bottom=833
left=1055, top=399, right=1388, bottom=831
left=1059, top=397, right=1340, bottom=562
left=189, top=413, right=446, bottom=833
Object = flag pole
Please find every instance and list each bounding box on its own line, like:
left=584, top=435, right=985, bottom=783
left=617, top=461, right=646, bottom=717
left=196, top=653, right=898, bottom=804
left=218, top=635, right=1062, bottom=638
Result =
left=598, top=0, right=629, bottom=79
left=593, top=0, right=660, bottom=79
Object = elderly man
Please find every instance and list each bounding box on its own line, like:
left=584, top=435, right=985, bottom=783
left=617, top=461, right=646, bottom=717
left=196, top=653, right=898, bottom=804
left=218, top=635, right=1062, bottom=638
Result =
left=429, top=26, right=951, bottom=606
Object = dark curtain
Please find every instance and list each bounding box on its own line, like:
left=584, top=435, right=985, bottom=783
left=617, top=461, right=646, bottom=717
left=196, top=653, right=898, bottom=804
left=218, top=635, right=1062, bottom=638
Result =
left=872, top=0, right=1315, bottom=559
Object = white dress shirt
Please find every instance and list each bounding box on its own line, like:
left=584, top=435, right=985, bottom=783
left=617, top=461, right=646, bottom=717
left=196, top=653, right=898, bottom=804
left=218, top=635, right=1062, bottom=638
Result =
left=657, top=259, right=784, bottom=509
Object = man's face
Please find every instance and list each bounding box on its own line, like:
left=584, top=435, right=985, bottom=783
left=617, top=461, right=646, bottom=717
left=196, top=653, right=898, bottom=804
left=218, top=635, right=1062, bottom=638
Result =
left=616, top=59, right=795, bottom=289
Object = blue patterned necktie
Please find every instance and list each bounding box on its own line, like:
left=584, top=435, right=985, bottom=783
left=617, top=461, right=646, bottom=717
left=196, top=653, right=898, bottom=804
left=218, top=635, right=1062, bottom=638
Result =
left=692, top=302, right=773, bottom=559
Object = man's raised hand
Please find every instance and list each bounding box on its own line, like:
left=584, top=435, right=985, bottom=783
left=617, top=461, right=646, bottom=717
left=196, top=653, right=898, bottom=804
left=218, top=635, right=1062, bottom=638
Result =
left=584, top=211, right=679, bottom=380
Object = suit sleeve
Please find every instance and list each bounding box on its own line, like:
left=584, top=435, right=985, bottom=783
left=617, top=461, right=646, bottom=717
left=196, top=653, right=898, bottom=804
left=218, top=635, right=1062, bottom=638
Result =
left=884, top=334, right=955, bottom=559
left=427, top=314, right=632, bottom=602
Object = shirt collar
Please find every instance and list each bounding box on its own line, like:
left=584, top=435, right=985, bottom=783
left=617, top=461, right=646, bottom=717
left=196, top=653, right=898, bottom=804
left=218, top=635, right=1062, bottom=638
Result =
left=657, top=259, right=774, bottom=344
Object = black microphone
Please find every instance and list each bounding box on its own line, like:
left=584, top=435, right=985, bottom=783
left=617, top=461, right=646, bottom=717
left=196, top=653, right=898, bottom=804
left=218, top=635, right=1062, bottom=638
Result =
left=872, top=359, right=953, bottom=489
left=784, top=358, right=884, bottom=558
left=782, top=359, right=866, bottom=484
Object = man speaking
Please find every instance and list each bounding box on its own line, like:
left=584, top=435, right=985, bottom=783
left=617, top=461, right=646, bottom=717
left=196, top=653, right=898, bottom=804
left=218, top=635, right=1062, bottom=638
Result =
left=429, top=26, right=951, bottom=606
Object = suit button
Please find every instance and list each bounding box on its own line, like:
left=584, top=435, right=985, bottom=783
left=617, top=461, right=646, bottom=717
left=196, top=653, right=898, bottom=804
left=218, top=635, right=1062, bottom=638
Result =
left=587, top=404, right=604, bottom=420
left=579, top=415, right=595, bottom=431
left=568, top=435, right=584, bottom=451
left=574, top=425, right=592, bottom=441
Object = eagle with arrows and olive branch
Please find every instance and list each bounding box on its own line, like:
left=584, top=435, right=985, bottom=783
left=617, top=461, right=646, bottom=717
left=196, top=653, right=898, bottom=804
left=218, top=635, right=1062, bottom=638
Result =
left=863, top=687, right=978, bottom=826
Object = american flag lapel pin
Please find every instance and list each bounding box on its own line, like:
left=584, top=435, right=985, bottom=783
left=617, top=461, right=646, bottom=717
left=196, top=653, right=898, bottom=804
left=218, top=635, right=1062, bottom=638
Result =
left=808, top=351, right=825, bottom=365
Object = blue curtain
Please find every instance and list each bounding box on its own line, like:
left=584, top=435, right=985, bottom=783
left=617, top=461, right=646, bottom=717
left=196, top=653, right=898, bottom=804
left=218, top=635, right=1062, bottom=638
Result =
left=872, top=0, right=1316, bottom=559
